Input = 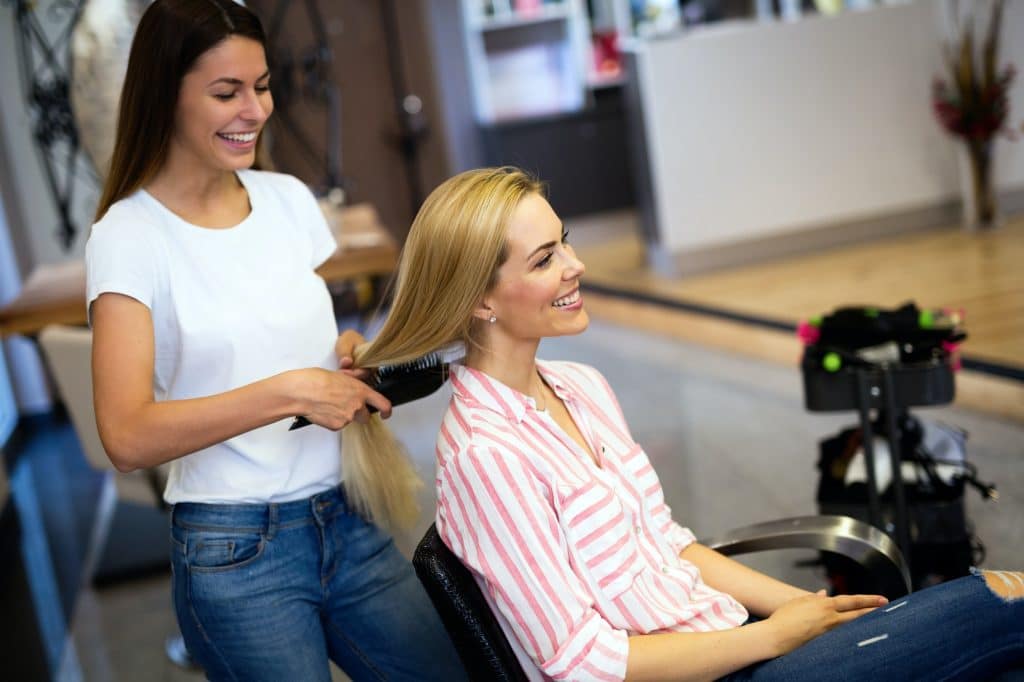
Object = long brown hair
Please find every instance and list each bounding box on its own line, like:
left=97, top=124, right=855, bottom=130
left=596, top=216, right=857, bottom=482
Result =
left=341, top=168, right=544, bottom=529
left=94, top=0, right=267, bottom=221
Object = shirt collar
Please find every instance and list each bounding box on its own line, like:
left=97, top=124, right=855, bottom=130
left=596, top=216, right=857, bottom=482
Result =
left=450, top=360, right=570, bottom=423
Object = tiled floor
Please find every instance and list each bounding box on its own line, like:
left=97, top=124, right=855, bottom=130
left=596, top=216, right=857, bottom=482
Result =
left=4, top=315, right=1005, bottom=680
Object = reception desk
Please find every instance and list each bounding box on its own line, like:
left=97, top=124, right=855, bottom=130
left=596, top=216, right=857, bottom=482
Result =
left=625, top=0, right=1024, bottom=274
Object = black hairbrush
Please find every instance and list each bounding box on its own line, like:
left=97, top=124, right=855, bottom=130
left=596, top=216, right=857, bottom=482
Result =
left=289, top=351, right=459, bottom=430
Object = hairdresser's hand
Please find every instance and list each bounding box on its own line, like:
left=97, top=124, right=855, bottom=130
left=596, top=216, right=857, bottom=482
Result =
left=763, top=590, right=887, bottom=656
left=289, top=368, right=392, bottom=429
left=335, top=329, right=371, bottom=381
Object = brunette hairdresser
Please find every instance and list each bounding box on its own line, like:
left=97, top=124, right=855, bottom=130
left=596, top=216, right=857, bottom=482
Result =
left=346, top=166, right=1024, bottom=681
left=86, top=1, right=463, bottom=679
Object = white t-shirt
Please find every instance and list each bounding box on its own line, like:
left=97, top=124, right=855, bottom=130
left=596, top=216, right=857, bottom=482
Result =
left=86, top=170, right=342, bottom=504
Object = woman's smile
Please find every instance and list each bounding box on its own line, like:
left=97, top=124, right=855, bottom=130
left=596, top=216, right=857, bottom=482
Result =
left=552, top=288, right=583, bottom=311
left=217, top=130, right=259, bottom=147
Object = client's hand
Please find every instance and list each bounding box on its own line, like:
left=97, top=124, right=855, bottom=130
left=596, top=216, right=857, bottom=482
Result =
left=765, top=590, right=887, bottom=657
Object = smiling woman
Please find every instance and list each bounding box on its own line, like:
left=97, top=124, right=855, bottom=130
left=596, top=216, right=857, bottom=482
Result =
left=476, top=193, right=588, bottom=348
left=344, top=166, right=1024, bottom=681
left=83, top=1, right=464, bottom=680
left=173, top=37, right=272, bottom=163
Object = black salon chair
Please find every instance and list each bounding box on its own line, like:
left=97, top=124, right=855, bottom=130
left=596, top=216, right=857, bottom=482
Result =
left=413, top=515, right=911, bottom=681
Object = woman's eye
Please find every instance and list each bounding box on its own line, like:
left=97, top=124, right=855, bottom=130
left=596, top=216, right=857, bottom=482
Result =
left=213, top=92, right=235, bottom=101
left=255, top=85, right=271, bottom=93
left=536, top=253, right=553, bottom=269
left=561, top=231, right=569, bottom=244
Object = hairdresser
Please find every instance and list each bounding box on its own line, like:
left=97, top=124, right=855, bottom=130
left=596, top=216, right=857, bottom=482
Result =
left=86, top=1, right=463, bottom=679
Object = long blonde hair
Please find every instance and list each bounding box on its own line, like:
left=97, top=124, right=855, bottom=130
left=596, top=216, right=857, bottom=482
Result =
left=342, top=167, right=543, bottom=529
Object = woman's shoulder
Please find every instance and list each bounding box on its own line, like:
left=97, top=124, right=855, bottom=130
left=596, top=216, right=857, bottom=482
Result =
left=539, top=359, right=608, bottom=391
left=89, top=191, right=162, bottom=246
left=438, top=399, right=549, bottom=472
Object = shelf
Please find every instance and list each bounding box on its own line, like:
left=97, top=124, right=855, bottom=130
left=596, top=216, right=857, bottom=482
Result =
left=463, top=0, right=591, bottom=124
left=472, top=4, right=572, bottom=32
left=586, top=72, right=625, bottom=89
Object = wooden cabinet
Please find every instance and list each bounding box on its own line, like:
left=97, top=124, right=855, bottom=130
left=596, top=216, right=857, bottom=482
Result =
left=480, top=87, right=635, bottom=217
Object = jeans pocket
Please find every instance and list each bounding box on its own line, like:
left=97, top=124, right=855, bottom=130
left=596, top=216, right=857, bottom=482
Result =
left=187, top=530, right=266, bottom=573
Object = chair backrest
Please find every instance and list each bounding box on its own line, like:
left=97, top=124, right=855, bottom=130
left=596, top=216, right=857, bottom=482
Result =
left=413, top=523, right=529, bottom=681
left=37, top=324, right=167, bottom=506
left=38, top=324, right=108, bottom=471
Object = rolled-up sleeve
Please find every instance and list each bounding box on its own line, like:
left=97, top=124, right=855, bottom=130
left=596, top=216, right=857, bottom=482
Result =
left=437, top=444, right=630, bottom=681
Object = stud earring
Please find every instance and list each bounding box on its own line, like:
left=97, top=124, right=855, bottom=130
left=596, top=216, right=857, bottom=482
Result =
left=489, top=315, right=497, bottom=324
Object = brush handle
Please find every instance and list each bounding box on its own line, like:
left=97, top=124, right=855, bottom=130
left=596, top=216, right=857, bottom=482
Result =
left=289, top=404, right=379, bottom=431
left=290, top=416, right=312, bottom=430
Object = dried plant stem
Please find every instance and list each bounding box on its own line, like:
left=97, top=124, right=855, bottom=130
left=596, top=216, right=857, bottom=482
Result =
left=965, top=138, right=996, bottom=227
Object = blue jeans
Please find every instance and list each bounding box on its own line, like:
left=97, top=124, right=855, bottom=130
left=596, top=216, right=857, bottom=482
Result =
left=722, top=570, right=1024, bottom=681
left=169, top=485, right=466, bottom=681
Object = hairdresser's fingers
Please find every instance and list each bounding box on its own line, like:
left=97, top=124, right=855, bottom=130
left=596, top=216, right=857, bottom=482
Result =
left=364, top=387, right=392, bottom=419
left=337, top=356, right=372, bottom=381
left=335, top=329, right=366, bottom=361
left=352, top=406, right=370, bottom=425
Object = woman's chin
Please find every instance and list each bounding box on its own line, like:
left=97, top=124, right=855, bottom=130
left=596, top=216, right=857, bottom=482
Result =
left=551, top=310, right=590, bottom=337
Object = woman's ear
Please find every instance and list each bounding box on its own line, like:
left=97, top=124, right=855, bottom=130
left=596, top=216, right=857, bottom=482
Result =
left=471, top=302, right=494, bottom=323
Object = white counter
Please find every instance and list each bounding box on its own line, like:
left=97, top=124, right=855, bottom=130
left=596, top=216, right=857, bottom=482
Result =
left=629, top=0, right=1024, bottom=265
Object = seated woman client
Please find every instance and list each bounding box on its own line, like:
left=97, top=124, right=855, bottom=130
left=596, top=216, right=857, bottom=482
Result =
left=345, top=167, right=1023, bottom=681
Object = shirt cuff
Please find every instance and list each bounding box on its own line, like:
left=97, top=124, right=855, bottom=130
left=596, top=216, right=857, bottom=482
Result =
left=668, top=522, right=697, bottom=555
left=543, top=611, right=630, bottom=682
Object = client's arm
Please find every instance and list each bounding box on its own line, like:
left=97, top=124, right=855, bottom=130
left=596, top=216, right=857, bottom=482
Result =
left=679, top=543, right=811, bottom=617
left=625, top=591, right=885, bottom=682
left=438, top=443, right=630, bottom=680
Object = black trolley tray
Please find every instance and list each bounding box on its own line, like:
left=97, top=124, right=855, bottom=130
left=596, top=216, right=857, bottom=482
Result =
left=801, top=353, right=955, bottom=412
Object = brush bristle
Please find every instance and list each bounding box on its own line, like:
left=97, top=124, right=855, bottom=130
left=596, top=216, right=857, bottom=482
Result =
left=376, top=352, right=443, bottom=379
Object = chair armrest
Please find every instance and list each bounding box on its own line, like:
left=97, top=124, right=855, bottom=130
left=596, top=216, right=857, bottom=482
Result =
left=700, top=515, right=911, bottom=597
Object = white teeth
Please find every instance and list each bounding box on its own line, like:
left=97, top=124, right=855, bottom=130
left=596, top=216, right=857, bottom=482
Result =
left=552, top=290, right=580, bottom=308
left=219, top=131, right=257, bottom=143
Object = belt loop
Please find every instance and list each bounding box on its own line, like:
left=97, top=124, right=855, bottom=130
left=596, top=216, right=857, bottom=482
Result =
left=266, top=503, right=278, bottom=540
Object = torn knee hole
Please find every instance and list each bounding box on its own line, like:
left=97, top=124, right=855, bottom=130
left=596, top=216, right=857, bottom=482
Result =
left=982, top=570, right=1024, bottom=600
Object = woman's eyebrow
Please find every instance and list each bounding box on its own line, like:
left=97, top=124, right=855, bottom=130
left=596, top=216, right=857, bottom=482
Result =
left=527, top=240, right=557, bottom=260
left=207, top=70, right=271, bottom=87
left=526, top=223, right=565, bottom=260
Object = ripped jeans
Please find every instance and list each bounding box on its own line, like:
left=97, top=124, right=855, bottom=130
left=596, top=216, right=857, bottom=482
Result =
left=723, top=569, right=1024, bottom=681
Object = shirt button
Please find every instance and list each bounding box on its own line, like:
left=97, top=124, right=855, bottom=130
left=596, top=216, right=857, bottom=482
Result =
left=634, top=526, right=642, bottom=535
left=661, top=565, right=670, bottom=574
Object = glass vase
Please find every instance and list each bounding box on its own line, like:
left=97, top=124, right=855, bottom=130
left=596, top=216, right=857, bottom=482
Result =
left=957, top=139, right=1000, bottom=231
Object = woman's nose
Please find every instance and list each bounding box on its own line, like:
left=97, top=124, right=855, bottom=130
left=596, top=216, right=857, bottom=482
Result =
left=562, top=248, right=586, bottom=279
left=241, top=91, right=271, bottom=122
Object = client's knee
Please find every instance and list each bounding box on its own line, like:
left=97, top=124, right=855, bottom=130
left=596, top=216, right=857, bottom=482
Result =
left=981, top=570, right=1024, bottom=601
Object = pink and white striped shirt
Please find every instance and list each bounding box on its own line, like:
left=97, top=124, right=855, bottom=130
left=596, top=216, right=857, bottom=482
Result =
left=435, top=361, right=748, bottom=682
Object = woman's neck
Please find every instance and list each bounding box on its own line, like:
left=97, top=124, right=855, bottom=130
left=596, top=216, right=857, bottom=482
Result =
left=147, top=163, right=238, bottom=207
left=466, top=337, right=541, bottom=398
left=145, top=156, right=247, bottom=228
